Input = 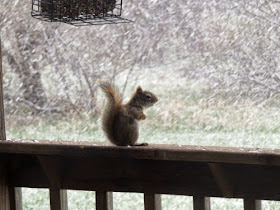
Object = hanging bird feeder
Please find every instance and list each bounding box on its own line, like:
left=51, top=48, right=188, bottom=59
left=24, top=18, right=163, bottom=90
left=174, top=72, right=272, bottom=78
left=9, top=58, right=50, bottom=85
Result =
left=31, top=0, right=130, bottom=25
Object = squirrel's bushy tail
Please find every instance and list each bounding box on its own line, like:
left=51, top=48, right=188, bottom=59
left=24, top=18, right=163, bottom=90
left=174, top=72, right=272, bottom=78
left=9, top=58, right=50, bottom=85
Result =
left=99, top=81, right=122, bottom=143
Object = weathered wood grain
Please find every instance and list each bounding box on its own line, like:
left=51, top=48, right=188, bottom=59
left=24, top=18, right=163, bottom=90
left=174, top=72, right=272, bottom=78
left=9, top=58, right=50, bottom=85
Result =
left=144, top=193, right=161, bottom=210
left=96, top=191, right=113, bottom=210
left=1, top=140, right=280, bottom=166
left=0, top=161, right=10, bottom=209
left=8, top=187, right=23, bottom=210
left=4, top=154, right=280, bottom=201
left=244, top=199, right=262, bottom=210
left=0, top=36, right=5, bottom=141
left=38, top=155, right=65, bottom=188
left=208, top=163, right=233, bottom=197
left=0, top=38, right=23, bottom=210
left=49, top=189, right=68, bottom=210
left=193, top=196, right=210, bottom=210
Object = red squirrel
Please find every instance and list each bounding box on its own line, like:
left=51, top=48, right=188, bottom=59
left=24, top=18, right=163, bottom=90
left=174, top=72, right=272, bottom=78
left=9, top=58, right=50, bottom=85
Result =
left=99, top=81, right=158, bottom=146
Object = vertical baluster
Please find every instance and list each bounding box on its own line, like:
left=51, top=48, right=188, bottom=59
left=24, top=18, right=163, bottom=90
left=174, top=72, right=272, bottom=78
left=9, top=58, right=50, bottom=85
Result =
left=0, top=37, right=5, bottom=142
left=144, top=193, right=162, bottom=210
left=96, top=191, right=113, bottom=210
left=49, top=189, right=68, bottom=210
left=193, top=196, right=210, bottom=210
left=8, top=187, right=23, bottom=210
left=0, top=35, right=23, bottom=210
left=0, top=162, right=10, bottom=209
left=38, top=156, right=68, bottom=210
left=244, top=199, right=261, bottom=210
left=0, top=36, right=9, bottom=209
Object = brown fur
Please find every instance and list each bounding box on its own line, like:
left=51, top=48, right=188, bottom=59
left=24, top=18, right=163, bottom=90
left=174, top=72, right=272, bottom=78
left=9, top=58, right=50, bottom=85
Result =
left=99, top=82, right=158, bottom=146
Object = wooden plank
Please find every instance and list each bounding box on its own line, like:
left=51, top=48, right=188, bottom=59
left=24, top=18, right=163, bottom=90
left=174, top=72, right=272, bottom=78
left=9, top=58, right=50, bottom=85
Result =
left=1, top=140, right=280, bottom=166
left=49, top=189, right=68, bottom=210
left=37, top=155, right=64, bottom=188
left=0, top=33, right=5, bottom=141
left=193, top=196, right=210, bottom=210
left=8, top=187, right=23, bottom=210
left=96, top=191, right=113, bottom=210
left=0, top=39, right=9, bottom=208
left=0, top=37, right=23, bottom=210
left=6, top=154, right=280, bottom=201
left=14, top=188, right=23, bottom=210
left=244, top=199, right=261, bottom=210
left=144, top=193, right=161, bottom=210
left=208, top=163, right=233, bottom=197
left=8, top=187, right=16, bottom=210
left=0, top=161, right=10, bottom=209
left=39, top=156, right=68, bottom=210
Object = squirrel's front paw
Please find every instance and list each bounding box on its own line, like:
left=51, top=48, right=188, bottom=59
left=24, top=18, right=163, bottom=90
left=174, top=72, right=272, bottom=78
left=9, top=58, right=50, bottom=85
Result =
left=140, top=113, right=146, bottom=120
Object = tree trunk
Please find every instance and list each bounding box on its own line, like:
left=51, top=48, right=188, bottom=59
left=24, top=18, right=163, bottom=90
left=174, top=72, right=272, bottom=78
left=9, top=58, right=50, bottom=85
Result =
left=6, top=51, right=48, bottom=111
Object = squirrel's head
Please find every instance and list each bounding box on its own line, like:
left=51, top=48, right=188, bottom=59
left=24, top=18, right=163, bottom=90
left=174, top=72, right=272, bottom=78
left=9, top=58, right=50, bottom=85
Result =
left=135, top=86, right=158, bottom=107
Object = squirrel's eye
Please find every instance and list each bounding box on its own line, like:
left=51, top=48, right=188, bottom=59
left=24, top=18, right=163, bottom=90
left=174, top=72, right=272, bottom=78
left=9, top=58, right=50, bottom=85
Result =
left=146, top=94, right=151, bottom=100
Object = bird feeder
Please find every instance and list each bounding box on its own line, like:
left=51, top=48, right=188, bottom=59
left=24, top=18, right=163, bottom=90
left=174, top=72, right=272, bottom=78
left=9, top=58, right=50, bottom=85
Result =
left=31, top=0, right=129, bottom=25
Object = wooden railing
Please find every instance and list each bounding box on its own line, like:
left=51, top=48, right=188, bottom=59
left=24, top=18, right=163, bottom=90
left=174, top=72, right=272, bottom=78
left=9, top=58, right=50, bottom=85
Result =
left=0, top=36, right=276, bottom=210
left=2, top=139, right=280, bottom=210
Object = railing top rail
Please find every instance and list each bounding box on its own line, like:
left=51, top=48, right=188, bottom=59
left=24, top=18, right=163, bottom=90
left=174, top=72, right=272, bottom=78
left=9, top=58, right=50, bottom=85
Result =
left=0, top=139, right=279, bottom=166
left=2, top=139, right=280, bottom=200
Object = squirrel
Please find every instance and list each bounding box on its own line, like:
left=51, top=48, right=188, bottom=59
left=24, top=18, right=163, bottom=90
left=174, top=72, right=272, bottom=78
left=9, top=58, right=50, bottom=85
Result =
left=99, top=81, right=158, bottom=146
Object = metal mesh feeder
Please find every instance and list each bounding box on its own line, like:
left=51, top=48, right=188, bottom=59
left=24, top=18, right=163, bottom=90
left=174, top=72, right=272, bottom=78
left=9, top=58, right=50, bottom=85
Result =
left=31, top=0, right=131, bottom=25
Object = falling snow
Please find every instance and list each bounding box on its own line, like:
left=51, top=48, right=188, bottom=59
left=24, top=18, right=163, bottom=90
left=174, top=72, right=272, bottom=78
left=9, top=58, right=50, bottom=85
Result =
left=1, top=0, right=280, bottom=209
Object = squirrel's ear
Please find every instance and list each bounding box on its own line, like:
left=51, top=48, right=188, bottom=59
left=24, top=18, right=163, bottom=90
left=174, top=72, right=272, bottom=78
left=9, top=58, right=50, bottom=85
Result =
left=136, top=86, right=143, bottom=94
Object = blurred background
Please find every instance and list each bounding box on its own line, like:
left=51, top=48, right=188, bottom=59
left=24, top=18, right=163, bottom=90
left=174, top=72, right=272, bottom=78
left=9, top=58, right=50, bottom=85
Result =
left=1, top=0, right=280, bottom=209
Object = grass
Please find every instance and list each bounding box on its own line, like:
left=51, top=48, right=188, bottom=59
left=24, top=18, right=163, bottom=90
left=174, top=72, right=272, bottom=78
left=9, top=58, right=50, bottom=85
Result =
left=20, top=189, right=280, bottom=209
left=7, top=101, right=280, bottom=148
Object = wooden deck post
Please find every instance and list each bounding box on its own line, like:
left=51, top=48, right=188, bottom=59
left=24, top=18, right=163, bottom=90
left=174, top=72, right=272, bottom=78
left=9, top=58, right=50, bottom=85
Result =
left=50, top=189, right=68, bottom=210
left=0, top=36, right=23, bottom=210
left=0, top=162, right=9, bottom=209
left=144, top=193, right=161, bottom=210
left=244, top=199, right=261, bottom=210
left=0, top=33, right=5, bottom=141
left=193, top=196, right=210, bottom=210
left=208, top=163, right=233, bottom=198
left=8, top=187, right=23, bottom=210
left=0, top=34, right=10, bottom=210
left=38, top=156, right=68, bottom=210
left=96, top=191, right=113, bottom=210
